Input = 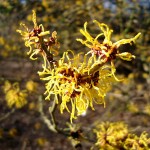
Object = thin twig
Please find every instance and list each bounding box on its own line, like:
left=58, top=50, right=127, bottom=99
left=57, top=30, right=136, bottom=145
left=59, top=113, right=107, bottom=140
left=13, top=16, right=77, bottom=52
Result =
left=21, top=140, right=27, bottom=150
left=38, top=95, right=57, bottom=133
left=0, top=108, right=15, bottom=122
left=49, top=99, right=57, bottom=129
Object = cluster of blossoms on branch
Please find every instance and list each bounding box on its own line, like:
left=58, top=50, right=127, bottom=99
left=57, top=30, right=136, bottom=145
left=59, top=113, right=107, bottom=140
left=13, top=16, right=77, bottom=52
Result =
left=94, top=122, right=150, bottom=149
left=17, top=10, right=140, bottom=122
left=3, top=80, right=38, bottom=109
left=3, top=81, right=27, bottom=108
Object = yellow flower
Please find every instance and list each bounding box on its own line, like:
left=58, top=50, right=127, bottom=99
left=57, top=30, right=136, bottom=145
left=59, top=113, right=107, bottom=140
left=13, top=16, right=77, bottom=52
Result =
left=37, top=137, right=47, bottom=146
left=9, top=128, right=17, bottom=137
left=3, top=81, right=27, bottom=108
left=127, top=102, right=139, bottom=113
left=40, top=51, right=116, bottom=122
left=17, top=10, right=59, bottom=61
left=17, top=10, right=59, bottom=75
left=94, top=122, right=150, bottom=150
left=94, top=122, right=128, bottom=148
left=77, top=20, right=140, bottom=61
left=26, top=80, right=38, bottom=92
left=77, top=20, right=141, bottom=81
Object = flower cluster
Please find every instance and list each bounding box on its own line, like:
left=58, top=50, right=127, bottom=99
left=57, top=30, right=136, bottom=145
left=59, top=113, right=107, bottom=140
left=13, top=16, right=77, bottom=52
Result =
left=3, top=81, right=27, bottom=108
left=17, top=11, right=140, bottom=122
left=77, top=21, right=141, bottom=80
left=94, top=122, right=150, bottom=150
left=40, top=51, right=116, bottom=121
left=26, top=80, right=38, bottom=93
left=17, top=10, right=59, bottom=71
left=77, top=21, right=140, bottom=62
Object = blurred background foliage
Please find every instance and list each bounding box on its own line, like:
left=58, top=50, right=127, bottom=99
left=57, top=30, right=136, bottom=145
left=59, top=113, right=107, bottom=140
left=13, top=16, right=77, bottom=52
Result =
left=0, top=0, right=150, bottom=149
